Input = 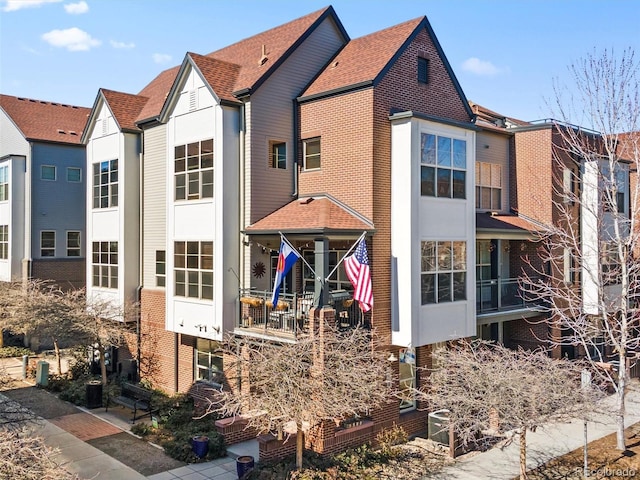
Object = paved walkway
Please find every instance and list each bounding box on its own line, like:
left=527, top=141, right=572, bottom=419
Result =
left=431, top=382, right=640, bottom=479
left=0, top=356, right=258, bottom=480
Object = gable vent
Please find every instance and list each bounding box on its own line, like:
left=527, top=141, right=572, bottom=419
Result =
left=101, top=119, right=108, bottom=136
left=189, top=90, right=197, bottom=111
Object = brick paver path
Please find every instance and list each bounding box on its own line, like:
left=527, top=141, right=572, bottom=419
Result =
left=49, top=411, right=122, bottom=441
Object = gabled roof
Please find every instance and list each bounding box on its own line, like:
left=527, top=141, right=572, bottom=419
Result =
left=136, top=66, right=180, bottom=124
left=205, top=6, right=346, bottom=96
left=245, top=195, right=374, bottom=235
left=0, top=94, right=90, bottom=145
left=101, top=89, right=149, bottom=132
left=188, top=53, right=241, bottom=104
left=135, top=6, right=346, bottom=124
left=301, top=17, right=423, bottom=99
left=469, top=101, right=530, bottom=132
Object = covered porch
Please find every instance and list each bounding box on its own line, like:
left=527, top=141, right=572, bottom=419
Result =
left=237, top=195, right=374, bottom=341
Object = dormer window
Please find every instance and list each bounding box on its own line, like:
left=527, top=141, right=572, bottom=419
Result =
left=418, top=57, right=429, bottom=84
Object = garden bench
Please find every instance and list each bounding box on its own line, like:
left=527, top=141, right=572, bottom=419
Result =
left=107, top=382, right=157, bottom=423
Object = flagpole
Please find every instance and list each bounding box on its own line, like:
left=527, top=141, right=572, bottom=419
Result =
left=325, top=231, right=367, bottom=282
left=278, top=231, right=317, bottom=277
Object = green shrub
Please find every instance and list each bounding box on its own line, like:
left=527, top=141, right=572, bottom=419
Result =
left=131, top=422, right=152, bottom=436
left=0, top=346, right=33, bottom=358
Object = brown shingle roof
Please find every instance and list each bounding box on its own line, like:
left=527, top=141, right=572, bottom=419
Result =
left=136, top=66, right=180, bottom=123
left=133, top=7, right=338, bottom=124
left=101, top=89, right=148, bottom=132
left=0, top=94, right=90, bottom=144
left=301, top=17, right=423, bottom=98
left=206, top=6, right=335, bottom=95
left=476, top=213, right=542, bottom=233
left=187, top=53, right=241, bottom=103
left=246, top=196, right=373, bottom=234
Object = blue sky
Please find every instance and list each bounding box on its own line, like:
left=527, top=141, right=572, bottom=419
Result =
left=1, top=0, right=638, bottom=122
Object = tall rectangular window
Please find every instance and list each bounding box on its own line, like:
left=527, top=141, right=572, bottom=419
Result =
left=0, top=225, right=8, bottom=259
left=0, top=166, right=8, bottom=201
left=421, top=133, right=466, bottom=199
left=195, top=339, right=223, bottom=383
left=475, top=162, right=502, bottom=210
left=174, top=241, right=213, bottom=299
left=40, top=231, right=55, bottom=257
left=601, top=241, right=622, bottom=286
left=417, top=57, right=429, bottom=84
left=66, top=231, right=81, bottom=257
left=399, top=347, right=416, bottom=411
left=156, top=250, right=166, bottom=287
left=270, top=141, right=286, bottom=169
left=67, top=167, right=82, bottom=183
left=174, top=139, right=214, bottom=201
left=41, top=165, right=56, bottom=181
left=303, top=138, right=321, bottom=170
left=421, top=240, right=466, bottom=304
left=93, top=160, right=118, bottom=208
left=92, top=241, right=118, bottom=288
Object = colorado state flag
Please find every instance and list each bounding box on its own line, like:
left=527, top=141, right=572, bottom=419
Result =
left=270, top=239, right=301, bottom=307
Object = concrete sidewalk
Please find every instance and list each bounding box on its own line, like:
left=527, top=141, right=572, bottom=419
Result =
left=430, top=383, right=640, bottom=479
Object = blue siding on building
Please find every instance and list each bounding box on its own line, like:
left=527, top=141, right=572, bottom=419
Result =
left=31, top=143, right=86, bottom=259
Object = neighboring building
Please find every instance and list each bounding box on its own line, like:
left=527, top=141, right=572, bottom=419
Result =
left=0, top=94, right=89, bottom=288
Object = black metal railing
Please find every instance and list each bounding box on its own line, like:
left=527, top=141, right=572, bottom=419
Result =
left=476, top=277, right=536, bottom=314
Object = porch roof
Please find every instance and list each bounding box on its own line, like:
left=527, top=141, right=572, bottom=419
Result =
left=476, top=212, right=542, bottom=238
left=245, top=195, right=374, bottom=235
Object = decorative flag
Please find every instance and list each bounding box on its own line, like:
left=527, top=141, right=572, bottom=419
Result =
left=344, top=238, right=373, bottom=312
left=271, top=239, right=301, bottom=307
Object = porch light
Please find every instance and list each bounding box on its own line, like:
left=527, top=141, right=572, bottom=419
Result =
left=387, top=352, right=398, bottom=362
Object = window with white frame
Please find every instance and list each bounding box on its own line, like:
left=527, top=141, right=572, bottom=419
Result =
left=174, top=139, right=213, bottom=201
left=174, top=241, right=213, bottom=299
left=563, top=247, right=579, bottom=284
left=40, top=231, right=55, bottom=257
left=66, top=231, right=81, bottom=257
left=92, top=241, right=118, bottom=288
left=601, top=241, right=622, bottom=286
left=303, top=138, right=320, bottom=170
left=421, top=240, right=467, bottom=304
left=93, top=160, right=118, bottom=208
left=0, top=225, right=7, bottom=259
left=399, top=347, right=416, bottom=411
left=0, top=166, right=8, bottom=201
left=475, top=162, right=501, bottom=210
left=421, top=133, right=466, bottom=198
left=562, top=167, right=577, bottom=205
left=67, top=167, right=82, bottom=183
left=41, top=165, right=56, bottom=181
left=195, top=339, right=223, bottom=383
left=156, top=250, right=166, bottom=287
left=270, top=141, right=286, bottom=169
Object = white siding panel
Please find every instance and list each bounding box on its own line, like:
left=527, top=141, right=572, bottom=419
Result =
left=0, top=109, right=29, bottom=156
left=142, top=125, right=167, bottom=288
left=174, top=107, right=215, bottom=144
left=476, top=131, right=509, bottom=212
left=173, top=203, right=214, bottom=239
left=92, top=210, right=119, bottom=238
left=171, top=300, right=216, bottom=339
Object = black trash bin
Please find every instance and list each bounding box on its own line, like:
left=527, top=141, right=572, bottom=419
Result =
left=85, top=380, right=103, bottom=409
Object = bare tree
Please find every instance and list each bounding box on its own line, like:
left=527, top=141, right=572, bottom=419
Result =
left=203, top=325, right=395, bottom=470
left=66, top=289, right=138, bottom=386
left=521, top=48, right=640, bottom=451
left=418, top=340, right=599, bottom=480
left=2, top=280, right=83, bottom=374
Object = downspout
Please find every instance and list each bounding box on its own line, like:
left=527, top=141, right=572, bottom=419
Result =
left=137, top=136, right=143, bottom=382
left=23, top=143, right=33, bottom=282
left=292, top=99, right=299, bottom=198
left=239, top=102, right=247, bottom=289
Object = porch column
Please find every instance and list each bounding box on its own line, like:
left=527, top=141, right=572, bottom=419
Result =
left=314, top=237, right=330, bottom=307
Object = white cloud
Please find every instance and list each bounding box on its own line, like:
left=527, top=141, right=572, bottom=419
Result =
left=64, top=1, right=88, bottom=14
left=110, top=40, right=135, bottom=49
left=152, top=53, right=172, bottom=64
left=461, top=57, right=509, bottom=76
left=3, top=0, right=62, bottom=12
left=42, top=27, right=101, bottom=51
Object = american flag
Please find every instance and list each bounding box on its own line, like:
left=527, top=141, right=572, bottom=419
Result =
left=344, top=238, right=373, bottom=312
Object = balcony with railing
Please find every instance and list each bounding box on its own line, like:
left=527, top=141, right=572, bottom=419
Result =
left=476, top=277, right=540, bottom=316
left=236, top=288, right=369, bottom=340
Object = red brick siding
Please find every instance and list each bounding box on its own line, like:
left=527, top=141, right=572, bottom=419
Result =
left=503, top=316, right=548, bottom=351
left=31, top=258, right=86, bottom=290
